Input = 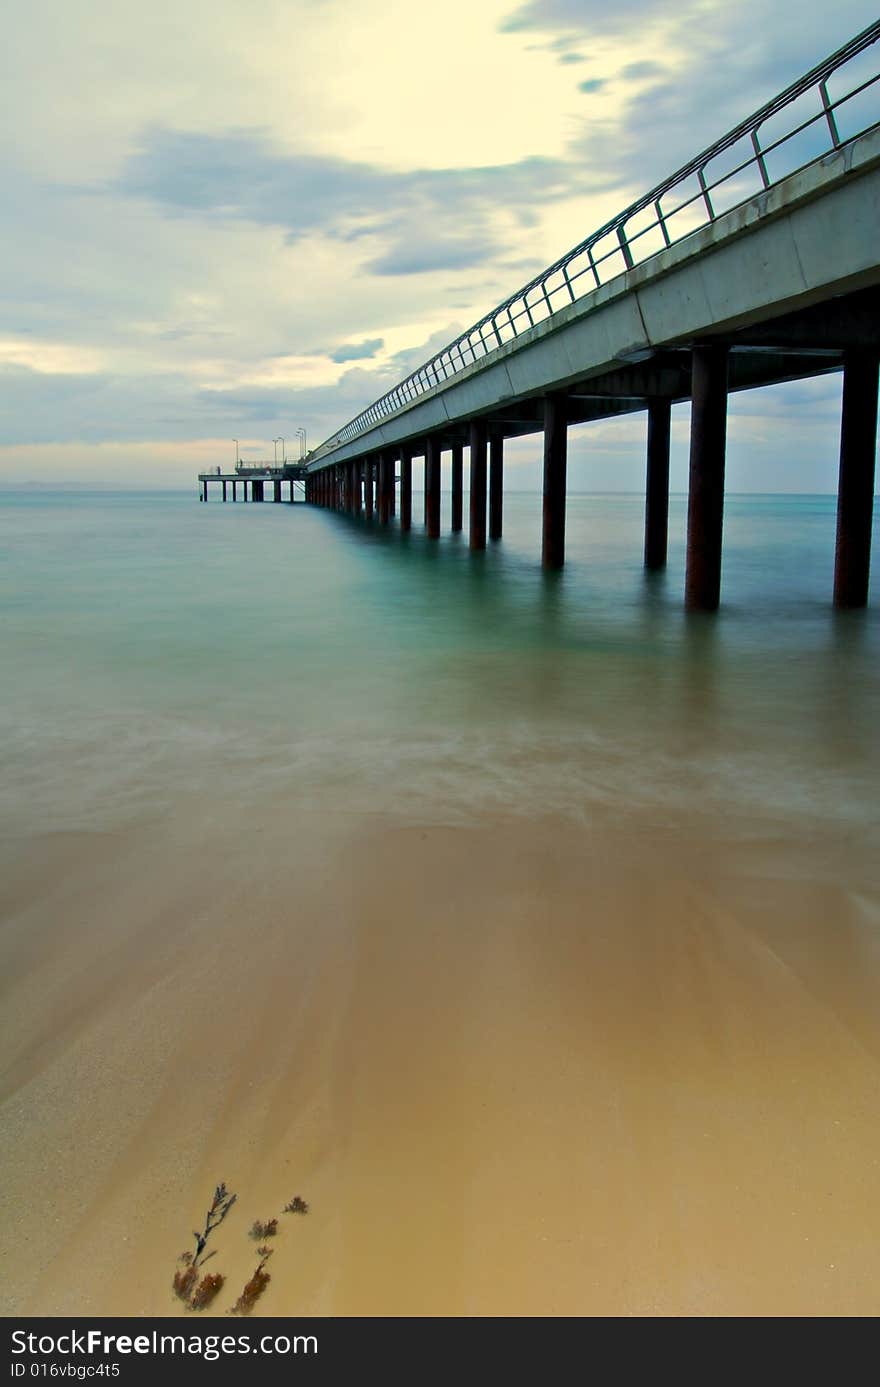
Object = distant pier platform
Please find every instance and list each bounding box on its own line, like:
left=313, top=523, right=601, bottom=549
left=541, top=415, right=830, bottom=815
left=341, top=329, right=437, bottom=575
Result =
left=198, top=462, right=309, bottom=503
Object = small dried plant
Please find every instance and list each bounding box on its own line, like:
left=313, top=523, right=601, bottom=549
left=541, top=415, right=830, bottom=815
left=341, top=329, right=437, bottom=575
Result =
left=231, top=1247, right=274, bottom=1316
left=283, top=1195, right=309, bottom=1215
left=172, top=1182, right=236, bottom=1310
left=249, top=1218, right=278, bottom=1240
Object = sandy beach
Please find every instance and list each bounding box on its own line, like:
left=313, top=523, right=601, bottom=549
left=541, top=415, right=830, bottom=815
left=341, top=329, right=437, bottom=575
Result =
left=3, top=789, right=879, bottom=1318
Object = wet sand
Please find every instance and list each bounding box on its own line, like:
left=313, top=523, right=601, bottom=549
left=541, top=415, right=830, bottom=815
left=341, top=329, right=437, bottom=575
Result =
left=2, top=795, right=880, bottom=1317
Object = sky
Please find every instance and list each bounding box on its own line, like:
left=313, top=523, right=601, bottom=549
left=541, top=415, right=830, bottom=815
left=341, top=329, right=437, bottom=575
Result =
left=1, top=0, right=878, bottom=491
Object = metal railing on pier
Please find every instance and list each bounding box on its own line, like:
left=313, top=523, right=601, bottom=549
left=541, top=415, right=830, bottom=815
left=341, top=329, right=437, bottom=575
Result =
left=310, top=20, right=880, bottom=464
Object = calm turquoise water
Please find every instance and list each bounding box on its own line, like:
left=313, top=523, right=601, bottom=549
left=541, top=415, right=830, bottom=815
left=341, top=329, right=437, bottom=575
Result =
left=1, top=488, right=877, bottom=838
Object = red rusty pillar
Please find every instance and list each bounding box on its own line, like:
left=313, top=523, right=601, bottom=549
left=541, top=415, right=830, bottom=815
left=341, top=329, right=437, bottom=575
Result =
left=426, top=436, right=441, bottom=539
left=834, top=349, right=878, bottom=608
left=469, top=420, right=487, bottom=550
left=400, top=447, right=413, bottom=531
left=542, top=394, right=568, bottom=569
left=489, top=436, right=504, bottom=540
left=451, top=443, right=463, bottom=532
left=644, top=397, right=672, bottom=570
left=685, top=344, right=729, bottom=611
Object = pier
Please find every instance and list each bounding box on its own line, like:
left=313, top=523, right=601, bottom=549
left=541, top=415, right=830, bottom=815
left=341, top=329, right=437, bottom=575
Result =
left=198, top=461, right=309, bottom=503
left=205, top=24, right=880, bottom=610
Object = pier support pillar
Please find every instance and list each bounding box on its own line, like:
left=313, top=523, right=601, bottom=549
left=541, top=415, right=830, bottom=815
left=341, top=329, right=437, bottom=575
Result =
left=451, top=443, right=463, bottom=532
left=365, top=458, right=374, bottom=519
left=685, top=344, right=729, bottom=611
left=244, top=481, right=249, bottom=502
left=378, top=453, right=392, bottom=524
left=469, top=420, right=488, bottom=550
left=232, top=479, right=237, bottom=502
left=426, top=436, right=441, bottom=538
left=542, top=394, right=568, bottom=569
left=400, top=447, right=413, bottom=531
left=644, top=397, right=672, bottom=570
left=489, top=436, right=504, bottom=540
left=353, top=461, right=362, bottom=515
left=222, top=480, right=227, bottom=502
left=834, top=349, right=878, bottom=608
left=346, top=460, right=356, bottom=513
left=253, top=479, right=265, bottom=502
left=200, top=481, right=206, bottom=502
left=274, top=479, right=282, bottom=503
left=389, top=458, right=396, bottom=518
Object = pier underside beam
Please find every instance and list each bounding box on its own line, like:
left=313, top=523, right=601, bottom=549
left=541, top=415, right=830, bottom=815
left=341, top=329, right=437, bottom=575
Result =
left=685, top=344, right=729, bottom=612
left=451, top=443, right=463, bottom=532
left=489, top=437, right=504, bottom=541
left=542, top=394, right=568, bottom=569
left=400, top=447, right=413, bottom=531
left=644, top=398, right=672, bottom=570
left=469, top=420, right=488, bottom=550
left=834, top=349, right=879, bottom=608
left=426, top=437, right=441, bottom=539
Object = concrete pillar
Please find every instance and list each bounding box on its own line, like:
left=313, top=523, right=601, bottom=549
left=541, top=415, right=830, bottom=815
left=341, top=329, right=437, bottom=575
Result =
left=644, top=397, right=672, bottom=570
left=253, top=479, right=264, bottom=502
left=244, top=481, right=249, bottom=502
left=222, top=480, right=227, bottom=502
left=400, top=447, right=413, bottom=531
left=232, top=479, right=237, bottom=502
left=378, top=453, right=392, bottom=524
left=469, top=419, right=488, bottom=550
left=364, top=458, right=374, bottom=519
left=289, top=479, right=294, bottom=502
left=201, top=481, right=207, bottom=502
left=542, top=395, right=568, bottom=569
left=389, top=458, right=396, bottom=518
left=451, top=443, right=463, bottom=532
left=274, top=479, right=282, bottom=503
left=353, top=461, right=362, bottom=515
left=347, top=460, right=356, bottom=513
left=685, top=344, right=729, bottom=611
left=426, top=436, right=441, bottom=539
left=834, top=349, right=879, bottom=608
left=489, top=436, right=504, bottom=540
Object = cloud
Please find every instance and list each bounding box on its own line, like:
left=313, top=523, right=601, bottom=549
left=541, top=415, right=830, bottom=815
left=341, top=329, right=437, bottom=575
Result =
left=500, top=0, right=668, bottom=34
left=328, top=337, right=385, bottom=362
left=109, top=128, right=587, bottom=279
left=578, top=78, right=605, bottom=93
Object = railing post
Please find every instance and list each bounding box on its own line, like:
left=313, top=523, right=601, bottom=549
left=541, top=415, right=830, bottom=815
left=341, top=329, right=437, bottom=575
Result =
left=834, top=349, right=879, bottom=608
left=469, top=420, right=487, bottom=550
left=685, top=344, right=729, bottom=611
left=645, top=398, right=671, bottom=570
